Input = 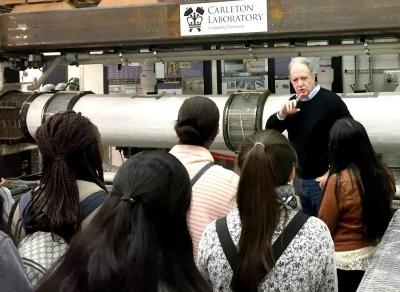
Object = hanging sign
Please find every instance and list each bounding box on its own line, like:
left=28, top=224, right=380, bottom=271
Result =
left=180, top=0, right=268, bottom=36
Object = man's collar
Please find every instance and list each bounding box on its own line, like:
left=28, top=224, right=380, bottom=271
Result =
left=298, top=84, right=321, bottom=101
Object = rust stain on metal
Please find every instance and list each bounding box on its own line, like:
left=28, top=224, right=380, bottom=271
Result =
left=167, top=5, right=180, bottom=37
left=269, top=0, right=284, bottom=20
left=271, top=8, right=284, bottom=20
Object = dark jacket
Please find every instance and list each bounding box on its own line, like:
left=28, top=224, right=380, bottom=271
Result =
left=0, top=230, right=33, bottom=292
left=266, top=87, right=351, bottom=179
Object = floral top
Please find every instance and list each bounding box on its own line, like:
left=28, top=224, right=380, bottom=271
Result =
left=197, top=208, right=337, bottom=292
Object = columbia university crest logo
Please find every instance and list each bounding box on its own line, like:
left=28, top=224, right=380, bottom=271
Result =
left=184, top=7, right=205, bottom=32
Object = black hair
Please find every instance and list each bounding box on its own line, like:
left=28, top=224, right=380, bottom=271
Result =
left=36, top=151, right=211, bottom=292
left=233, top=130, right=297, bottom=292
left=328, top=118, right=395, bottom=243
left=175, top=96, right=219, bottom=147
left=25, top=111, right=106, bottom=242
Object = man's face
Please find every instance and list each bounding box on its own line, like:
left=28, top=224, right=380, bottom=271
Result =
left=290, top=63, right=316, bottom=98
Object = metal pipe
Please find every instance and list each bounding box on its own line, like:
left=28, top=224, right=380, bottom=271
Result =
left=354, top=55, right=360, bottom=91
left=211, top=60, right=218, bottom=95
left=262, top=92, right=400, bottom=155
left=0, top=62, right=7, bottom=91
left=26, top=56, right=64, bottom=91
left=368, top=55, right=374, bottom=91
left=63, top=42, right=400, bottom=65
left=345, top=68, right=390, bottom=74
left=19, top=91, right=400, bottom=156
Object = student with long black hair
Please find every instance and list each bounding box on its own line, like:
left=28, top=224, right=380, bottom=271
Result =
left=37, top=151, right=211, bottom=292
left=198, top=130, right=337, bottom=292
left=318, top=118, right=395, bottom=291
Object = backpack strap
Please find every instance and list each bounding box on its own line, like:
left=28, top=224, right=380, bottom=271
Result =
left=18, top=189, right=106, bottom=222
left=216, top=211, right=310, bottom=276
left=19, top=191, right=33, bottom=221
left=79, top=190, right=107, bottom=220
left=272, top=211, right=309, bottom=260
left=191, top=162, right=214, bottom=187
left=216, top=216, right=239, bottom=271
left=7, top=196, right=21, bottom=231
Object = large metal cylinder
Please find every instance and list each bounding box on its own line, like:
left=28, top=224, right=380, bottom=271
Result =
left=262, top=92, right=400, bottom=155
left=22, top=91, right=267, bottom=151
left=1, top=90, right=398, bottom=155
left=73, top=94, right=228, bottom=149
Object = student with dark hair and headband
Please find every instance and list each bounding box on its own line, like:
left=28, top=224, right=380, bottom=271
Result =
left=36, top=151, right=211, bottom=292
left=198, top=130, right=337, bottom=292
left=169, top=96, right=239, bottom=257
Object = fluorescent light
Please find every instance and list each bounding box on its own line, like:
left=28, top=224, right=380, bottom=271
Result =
left=43, top=52, right=61, bottom=56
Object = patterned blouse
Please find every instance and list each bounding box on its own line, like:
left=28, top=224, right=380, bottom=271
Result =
left=197, top=208, right=338, bottom=292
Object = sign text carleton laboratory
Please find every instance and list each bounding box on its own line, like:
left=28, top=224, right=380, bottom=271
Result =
left=180, top=0, right=268, bottom=36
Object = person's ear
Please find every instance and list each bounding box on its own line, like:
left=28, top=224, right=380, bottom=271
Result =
left=288, top=166, right=296, bottom=183
left=204, top=127, right=219, bottom=149
left=210, top=126, right=219, bottom=141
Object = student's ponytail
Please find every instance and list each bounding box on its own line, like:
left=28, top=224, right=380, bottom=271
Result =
left=233, top=130, right=297, bottom=292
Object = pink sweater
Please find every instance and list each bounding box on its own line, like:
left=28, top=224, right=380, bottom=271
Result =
left=170, top=145, right=238, bottom=257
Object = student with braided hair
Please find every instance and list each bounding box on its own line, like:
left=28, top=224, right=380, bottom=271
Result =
left=12, top=110, right=107, bottom=242
left=10, top=111, right=107, bottom=285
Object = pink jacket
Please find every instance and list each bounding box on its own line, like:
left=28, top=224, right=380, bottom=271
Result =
left=170, top=145, right=238, bottom=257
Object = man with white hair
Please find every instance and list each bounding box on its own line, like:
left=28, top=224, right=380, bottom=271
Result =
left=266, top=57, right=351, bottom=216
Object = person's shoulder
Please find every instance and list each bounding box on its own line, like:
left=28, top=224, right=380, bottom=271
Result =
left=278, top=211, right=334, bottom=266
left=318, top=87, right=340, bottom=99
left=199, top=209, right=238, bottom=254
left=202, top=209, right=237, bottom=238
left=0, top=230, right=12, bottom=247
left=209, top=165, right=239, bottom=186
left=339, top=168, right=353, bottom=180
left=317, top=88, right=346, bottom=111
left=329, top=169, right=352, bottom=185
left=289, top=215, right=334, bottom=259
left=198, top=218, right=219, bottom=256
left=202, top=218, right=218, bottom=237
left=339, top=168, right=359, bottom=192
left=76, top=180, right=104, bottom=198
left=326, top=172, right=338, bottom=185
left=301, top=215, right=332, bottom=241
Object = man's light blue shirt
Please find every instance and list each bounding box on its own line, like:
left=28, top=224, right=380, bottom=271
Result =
left=302, top=84, right=321, bottom=101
